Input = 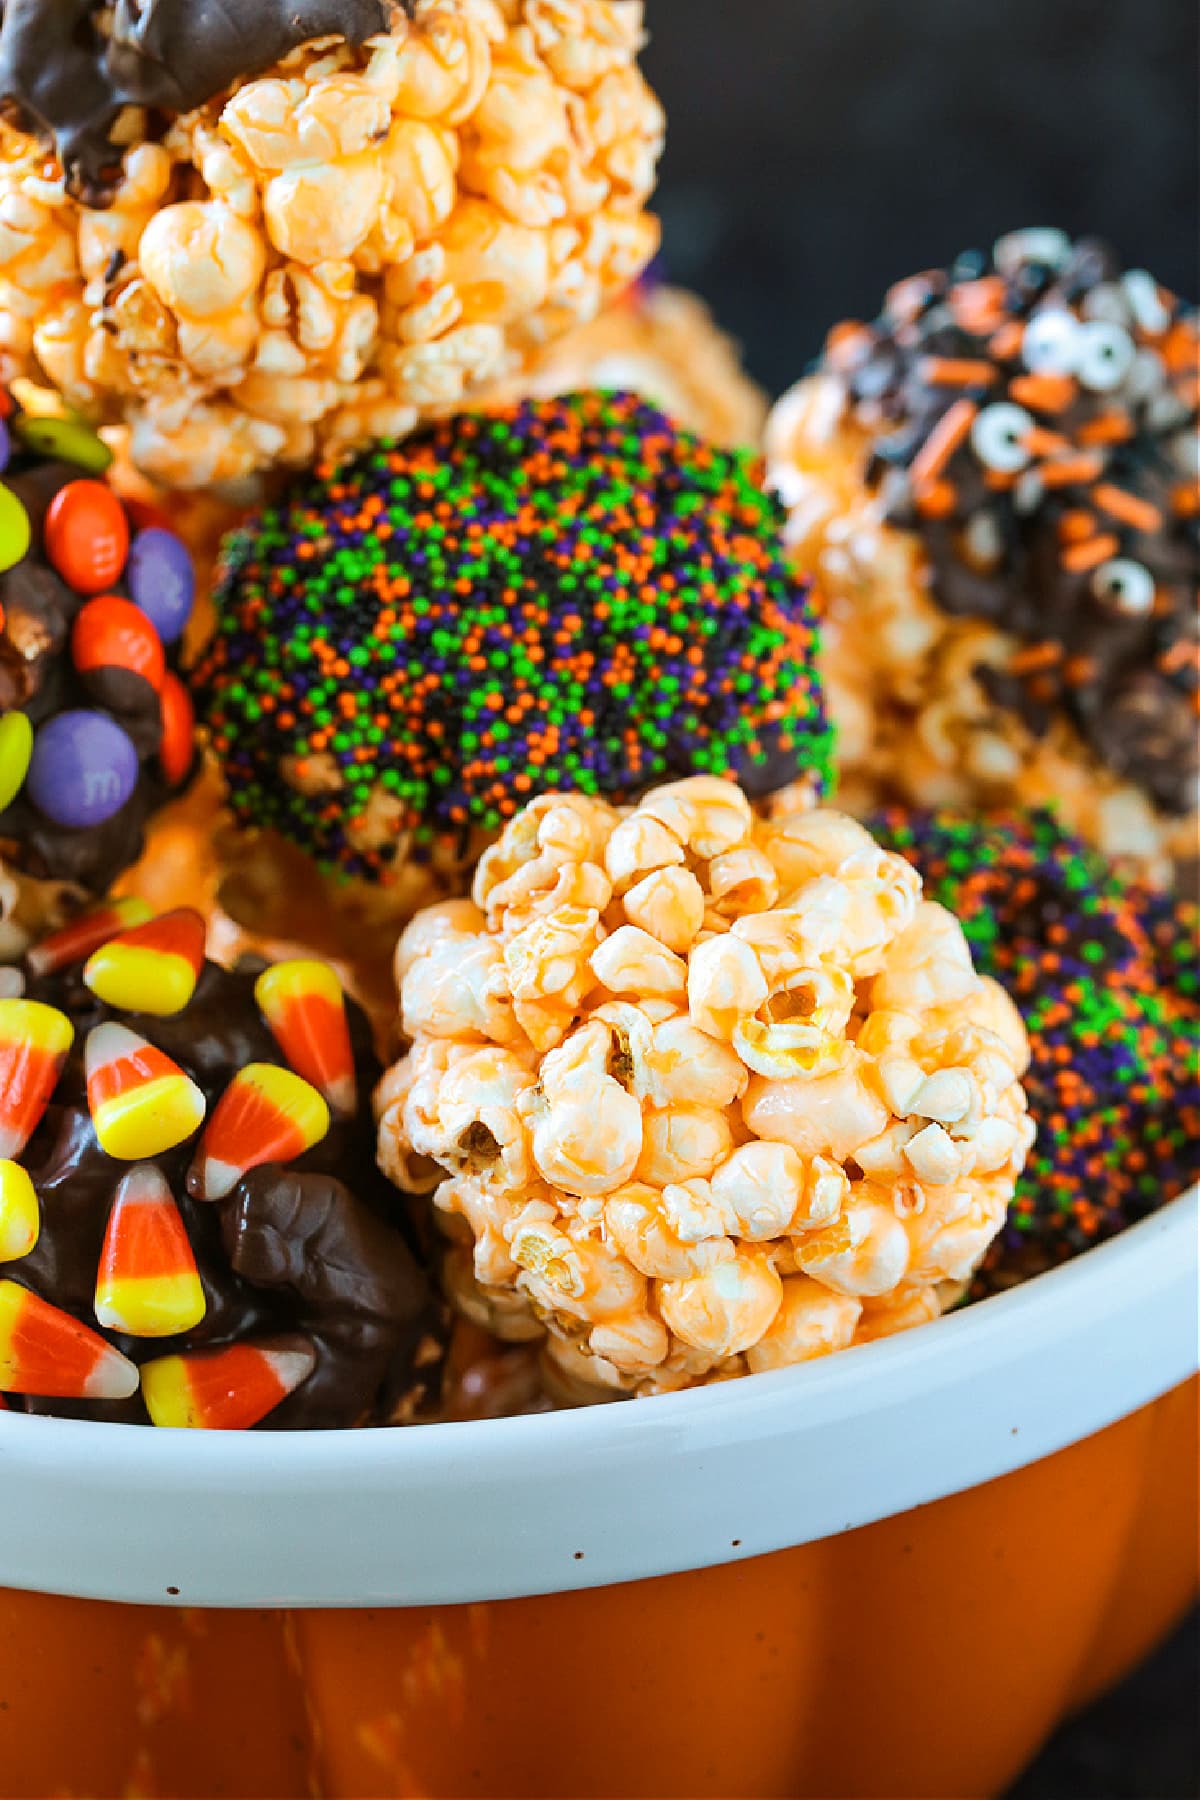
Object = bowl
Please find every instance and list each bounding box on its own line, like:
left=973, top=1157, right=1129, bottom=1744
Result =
left=2, top=1187, right=1196, bottom=1798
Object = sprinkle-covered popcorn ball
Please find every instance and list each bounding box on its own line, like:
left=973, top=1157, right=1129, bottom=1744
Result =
left=767, top=231, right=1199, bottom=880
left=0, top=899, right=444, bottom=1427
left=0, top=0, right=664, bottom=487
left=194, top=392, right=833, bottom=909
left=484, top=277, right=768, bottom=448
left=874, top=807, right=1200, bottom=1293
left=377, top=776, right=1034, bottom=1397
left=0, top=384, right=198, bottom=948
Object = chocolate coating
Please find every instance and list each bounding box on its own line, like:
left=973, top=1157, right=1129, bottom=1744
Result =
left=831, top=232, right=1199, bottom=819
left=0, top=0, right=404, bottom=204
left=7, top=949, right=446, bottom=1429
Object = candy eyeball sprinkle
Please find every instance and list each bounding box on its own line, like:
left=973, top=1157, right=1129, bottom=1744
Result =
left=1076, top=320, right=1135, bottom=392
left=1090, top=559, right=1156, bottom=616
left=992, top=227, right=1071, bottom=276
left=970, top=402, right=1034, bottom=473
left=1021, top=308, right=1080, bottom=376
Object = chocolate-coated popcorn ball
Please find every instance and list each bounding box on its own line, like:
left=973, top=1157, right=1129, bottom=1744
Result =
left=0, top=386, right=197, bottom=947
left=0, top=0, right=664, bottom=486
left=767, top=230, right=1199, bottom=881
left=377, top=776, right=1034, bottom=1399
left=0, top=899, right=445, bottom=1427
left=194, top=392, right=833, bottom=900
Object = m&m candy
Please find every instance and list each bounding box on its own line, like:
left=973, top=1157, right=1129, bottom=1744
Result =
left=71, top=595, right=166, bottom=693
left=12, top=413, right=114, bottom=475
left=0, top=483, right=30, bottom=574
left=126, top=528, right=195, bottom=645
left=0, top=710, right=33, bottom=814
left=157, top=673, right=195, bottom=787
left=25, top=710, right=139, bottom=828
left=44, top=479, right=129, bottom=594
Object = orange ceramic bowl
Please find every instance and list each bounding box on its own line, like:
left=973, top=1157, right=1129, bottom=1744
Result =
left=2, top=1194, right=1196, bottom=1799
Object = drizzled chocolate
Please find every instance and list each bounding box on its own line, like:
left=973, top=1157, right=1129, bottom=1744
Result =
left=0, top=0, right=405, bottom=204
left=828, top=231, right=1199, bottom=819
left=5, top=944, right=445, bottom=1429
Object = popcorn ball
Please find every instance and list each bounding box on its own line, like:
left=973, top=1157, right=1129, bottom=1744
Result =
left=0, top=0, right=664, bottom=487
left=874, top=807, right=1200, bottom=1293
left=767, top=230, right=1199, bottom=880
left=0, top=899, right=445, bottom=1427
left=377, top=776, right=1035, bottom=1398
left=0, top=382, right=198, bottom=951
left=193, top=392, right=833, bottom=918
left=484, top=276, right=768, bottom=447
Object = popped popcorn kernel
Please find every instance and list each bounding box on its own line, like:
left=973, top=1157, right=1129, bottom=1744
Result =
left=378, top=779, right=1033, bottom=1396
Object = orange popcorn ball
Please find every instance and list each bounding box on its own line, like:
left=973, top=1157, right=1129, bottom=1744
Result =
left=0, top=1, right=664, bottom=487
left=377, top=778, right=1035, bottom=1398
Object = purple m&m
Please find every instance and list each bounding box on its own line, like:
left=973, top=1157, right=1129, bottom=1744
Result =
left=26, top=710, right=138, bottom=828
left=126, top=528, right=195, bottom=645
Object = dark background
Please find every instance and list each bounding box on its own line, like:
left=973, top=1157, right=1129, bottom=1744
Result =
left=641, top=5, right=1199, bottom=1796
left=641, top=0, right=1199, bottom=397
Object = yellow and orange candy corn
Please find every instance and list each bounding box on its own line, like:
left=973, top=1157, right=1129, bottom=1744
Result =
left=94, top=1165, right=206, bottom=1337
left=0, top=1279, right=138, bottom=1399
left=25, top=897, right=154, bottom=978
left=141, top=1339, right=315, bottom=1430
left=0, top=1160, right=39, bottom=1261
left=85, top=1023, right=206, bottom=1161
left=83, top=907, right=207, bottom=1017
left=0, top=999, right=74, bottom=1159
left=254, top=960, right=358, bottom=1118
left=188, top=1065, right=329, bottom=1202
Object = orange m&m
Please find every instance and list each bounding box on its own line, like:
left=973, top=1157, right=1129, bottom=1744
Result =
left=44, top=480, right=129, bottom=595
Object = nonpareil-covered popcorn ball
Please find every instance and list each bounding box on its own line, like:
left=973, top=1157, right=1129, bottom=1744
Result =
left=767, top=231, right=1199, bottom=881
left=377, top=776, right=1035, bottom=1398
left=0, top=386, right=198, bottom=950
left=193, top=392, right=833, bottom=925
left=874, top=807, right=1200, bottom=1294
left=0, top=899, right=445, bottom=1427
left=0, top=0, right=664, bottom=487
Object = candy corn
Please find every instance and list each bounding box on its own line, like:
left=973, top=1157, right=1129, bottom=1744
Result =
left=140, top=1339, right=315, bottom=1430
left=26, top=897, right=154, bottom=978
left=84, top=908, right=207, bottom=1016
left=94, top=1165, right=205, bottom=1337
left=0, top=1280, right=138, bottom=1398
left=254, top=960, right=358, bottom=1118
left=85, top=1023, right=206, bottom=1161
left=0, top=1159, right=39, bottom=1261
left=0, top=999, right=74, bottom=1158
left=188, top=1064, right=329, bottom=1202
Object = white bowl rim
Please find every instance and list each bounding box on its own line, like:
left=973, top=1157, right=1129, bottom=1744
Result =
left=0, top=1186, right=1195, bottom=1609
